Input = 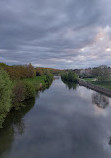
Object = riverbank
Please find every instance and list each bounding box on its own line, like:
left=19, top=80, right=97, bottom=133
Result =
left=0, top=70, right=53, bottom=128
left=78, top=79, right=111, bottom=97
left=12, top=75, right=53, bottom=109
left=83, top=78, right=111, bottom=90
left=1, top=77, right=111, bottom=158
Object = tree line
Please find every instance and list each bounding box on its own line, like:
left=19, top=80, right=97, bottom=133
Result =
left=79, top=65, right=111, bottom=81
left=61, top=71, right=78, bottom=82
left=92, top=65, right=110, bottom=81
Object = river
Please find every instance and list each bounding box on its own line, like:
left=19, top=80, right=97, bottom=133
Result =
left=1, top=77, right=111, bottom=158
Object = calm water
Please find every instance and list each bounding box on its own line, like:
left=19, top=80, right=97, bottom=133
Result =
left=1, top=77, right=111, bottom=158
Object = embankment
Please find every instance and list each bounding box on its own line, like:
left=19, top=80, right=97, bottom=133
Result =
left=78, top=79, right=111, bottom=97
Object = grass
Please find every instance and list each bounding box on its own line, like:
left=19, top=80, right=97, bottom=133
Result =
left=81, top=78, right=111, bottom=90
left=23, top=75, right=46, bottom=84
left=22, top=75, right=47, bottom=90
left=90, top=81, right=111, bottom=90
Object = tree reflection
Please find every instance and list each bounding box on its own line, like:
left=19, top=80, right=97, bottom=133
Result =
left=62, top=79, right=78, bottom=90
left=0, top=82, right=51, bottom=157
left=92, top=92, right=109, bottom=109
left=0, top=98, right=35, bottom=157
left=108, top=137, right=111, bottom=145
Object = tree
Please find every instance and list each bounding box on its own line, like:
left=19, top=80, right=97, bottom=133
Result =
left=0, top=69, right=12, bottom=127
left=92, top=65, right=110, bottom=81
left=4, top=64, right=36, bottom=80
left=61, top=71, right=78, bottom=82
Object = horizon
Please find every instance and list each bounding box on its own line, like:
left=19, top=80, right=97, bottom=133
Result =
left=0, top=0, right=111, bottom=69
left=1, top=62, right=111, bottom=70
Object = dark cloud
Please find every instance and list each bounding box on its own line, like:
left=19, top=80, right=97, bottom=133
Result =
left=0, top=0, right=111, bottom=68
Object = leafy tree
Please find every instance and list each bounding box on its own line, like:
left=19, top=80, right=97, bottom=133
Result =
left=25, top=63, right=35, bottom=78
left=0, top=69, right=12, bottom=127
left=4, top=64, right=36, bottom=80
left=61, top=71, right=78, bottom=82
left=23, top=81, right=35, bottom=100
left=0, top=63, right=7, bottom=67
left=92, top=65, right=110, bottom=81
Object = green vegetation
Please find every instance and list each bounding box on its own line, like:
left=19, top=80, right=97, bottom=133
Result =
left=80, top=65, right=111, bottom=90
left=0, top=63, right=53, bottom=128
left=82, top=78, right=111, bottom=90
left=92, top=65, right=110, bottom=81
left=0, top=69, right=12, bottom=128
left=62, top=80, right=78, bottom=90
left=61, top=71, right=78, bottom=82
left=3, top=64, right=35, bottom=80
left=12, top=75, right=52, bottom=110
left=22, top=81, right=36, bottom=100
left=0, top=98, right=35, bottom=154
left=90, top=81, right=111, bottom=90
left=36, top=67, right=63, bottom=76
left=23, top=76, right=46, bottom=90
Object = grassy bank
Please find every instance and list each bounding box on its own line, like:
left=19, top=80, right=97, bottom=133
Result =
left=12, top=75, right=52, bottom=110
left=23, top=75, right=47, bottom=90
left=90, top=81, right=111, bottom=90
left=82, top=78, right=111, bottom=90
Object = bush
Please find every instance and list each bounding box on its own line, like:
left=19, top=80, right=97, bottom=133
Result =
left=12, top=81, right=36, bottom=109
left=23, top=81, right=36, bottom=100
left=61, top=71, right=78, bottom=82
left=4, top=63, right=36, bottom=80
left=0, top=69, right=12, bottom=127
left=12, top=82, right=25, bottom=110
left=43, top=73, right=53, bottom=89
left=45, top=74, right=53, bottom=83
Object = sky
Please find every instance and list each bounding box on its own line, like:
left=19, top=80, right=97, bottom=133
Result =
left=0, top=0, right=111, bottom=69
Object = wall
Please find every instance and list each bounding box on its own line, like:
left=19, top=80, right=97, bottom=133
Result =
left=78, top=79, right=111, bottom=97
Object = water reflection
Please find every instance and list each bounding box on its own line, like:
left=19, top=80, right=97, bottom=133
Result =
left=41, top=79, right=53, bottom=92
left=62, top=79, right=78, bottom=90
left=92, top=92, right=109, bottom=109
left=1, top=79, right=111, bottom=158
left=0, top=82, right=52, bottom=158
left=0, top=98, right=35, bottom=157
left=109, top=137, right=111, bottom=145
left=54, top=76, right=60, bottom=80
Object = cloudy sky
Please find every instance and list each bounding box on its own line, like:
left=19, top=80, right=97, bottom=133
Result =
left=0, top=0, right=111, bottom=69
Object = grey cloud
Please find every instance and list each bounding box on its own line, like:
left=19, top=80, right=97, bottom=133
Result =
left=0, top=0, right=111, bottom=68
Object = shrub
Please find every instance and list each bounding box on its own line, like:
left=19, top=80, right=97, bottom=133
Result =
left=12, top=80, right=36, bottom=109
left=12, top=82, right=25, bottom=110
left=44, top=73, right=53, bottom=89
left=61, top=71, right=78, bottom=82
left=4, top=63, right=36, bottom=80
left=23, top=81, right=36, bottom=100
left=0, top=69, right=12, bottom=127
